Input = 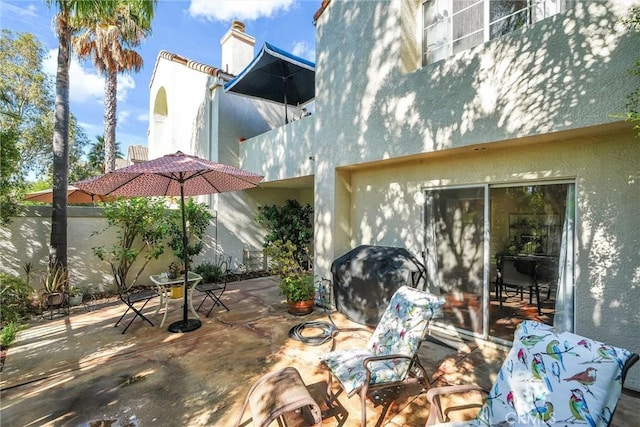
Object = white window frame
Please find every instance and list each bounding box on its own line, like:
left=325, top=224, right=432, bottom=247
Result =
left=421, top=0, right=569, bottom=66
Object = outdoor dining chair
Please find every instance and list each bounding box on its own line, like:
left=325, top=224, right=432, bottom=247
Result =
left=424, top=319, right=639, bottom=426
left=322, top=285, right=445, bottom=426
left=112, top=265, right=160, bottom=334
left=195, top=259, right=230, bottom=316
left=497, top=255, right=542, bottom=315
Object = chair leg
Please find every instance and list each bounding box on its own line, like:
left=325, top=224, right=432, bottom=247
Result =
left=117, top=299, right=155, bottom=334
left=196, top=292, right=212, bottom=312
left=196, top=289, right=229, bottom=317
left=211, top=292, right=229, bottom=313
left=115, top=306, right=133, bottom=328
left=359, top=386, right=368, bottom=427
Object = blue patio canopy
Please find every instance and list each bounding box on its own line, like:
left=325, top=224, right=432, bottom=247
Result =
left=224, top=42, right=315, bottom=124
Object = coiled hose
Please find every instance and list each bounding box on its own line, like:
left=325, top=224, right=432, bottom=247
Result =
left=288, top=303, right=338, bottom=346
left=288, top=320, right=337, bottom=346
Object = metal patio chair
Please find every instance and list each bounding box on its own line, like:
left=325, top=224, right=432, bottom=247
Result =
left=497, top=255, right=542, bottom=315
left=112, top=265, right=160, bottom=334
left=424, top=320, right=639, bottom=426
left=322, top=285, right=445, bottom=426
left=195, top=259, right=230, bottom=316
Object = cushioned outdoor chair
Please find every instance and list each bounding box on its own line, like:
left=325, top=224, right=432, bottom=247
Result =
left=424, top=320, right=639, bottom=426
left=195, top=259, right=230, bottom=316
left=322, top=285, right=445, bottom=426
left=113, top=265, right=160, bottom=334
left=497, top=255, right=542, bottom=315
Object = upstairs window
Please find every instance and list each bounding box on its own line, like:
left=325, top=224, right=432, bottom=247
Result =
left=422, top=0, right=570, bottom=65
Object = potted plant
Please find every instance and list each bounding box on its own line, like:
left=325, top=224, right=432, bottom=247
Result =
left=167, top=262, right=181, bottom=280
left=40, top=262, right=67, bottom=310
left=67, top=285, right=83, bottom=306
left=264, top=240, right=315, bottom=315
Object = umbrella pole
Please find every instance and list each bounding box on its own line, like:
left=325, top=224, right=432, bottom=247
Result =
left=168, top=181, right=202, bottom=333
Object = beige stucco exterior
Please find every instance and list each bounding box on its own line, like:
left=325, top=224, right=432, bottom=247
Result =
left=4, top=0, right=638, bottom=391
left=146, top=38, right=312, bottom=268
left=304, top=0, right=640, bottom=389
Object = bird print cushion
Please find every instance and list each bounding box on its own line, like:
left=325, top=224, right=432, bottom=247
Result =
left=476, top=320, right=634, bottom=426
left=323, top=286, right=444, bottom=395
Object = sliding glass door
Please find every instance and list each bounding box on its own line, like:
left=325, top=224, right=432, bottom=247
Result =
left=424, top=182, right=575, bottom=341
left=424, top=186, right=488, bottom=335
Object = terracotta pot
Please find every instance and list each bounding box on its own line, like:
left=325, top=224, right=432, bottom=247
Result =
left=287, top=298, right=314, bottom=315
left=42, top=292, right=65, bottom=309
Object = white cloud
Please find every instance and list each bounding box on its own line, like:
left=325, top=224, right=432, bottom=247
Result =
left=43, top=49, right=135, bottom=104
left=116, top=74, right=135, bottom=102
left=291, top=41, right=315, bottom=62
left=6, top=2, right=39, bottom=19
left=44, top=49, right=103, bottom=103
left=188, top=0, right=295, bottom=22
left=137, top=113, right=149, bottom=123
left=117, top=110, right=131, bottom=125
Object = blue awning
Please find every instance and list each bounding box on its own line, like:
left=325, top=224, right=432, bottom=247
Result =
left=224, top=43, right=315, bottom=123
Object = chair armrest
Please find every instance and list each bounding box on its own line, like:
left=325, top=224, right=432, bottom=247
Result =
left=363, top=353, right=413, bottom=367
left=425, top=384, right=487, bottom=426
left=362, top=354, right=414, bottom=385
left=329, top=327, right=371, bottom=351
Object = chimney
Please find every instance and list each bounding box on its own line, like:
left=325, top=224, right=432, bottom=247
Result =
left=220, top=20, right=255, bottom=76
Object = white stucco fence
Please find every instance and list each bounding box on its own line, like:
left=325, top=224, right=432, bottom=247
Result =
left=0, top=205, right=216, bottom=295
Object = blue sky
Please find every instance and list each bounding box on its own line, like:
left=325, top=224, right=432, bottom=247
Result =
left=2, top=0, right=319, bottom=155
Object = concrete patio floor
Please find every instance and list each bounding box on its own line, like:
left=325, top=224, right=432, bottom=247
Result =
left=1, top=276, right=638, bottom=426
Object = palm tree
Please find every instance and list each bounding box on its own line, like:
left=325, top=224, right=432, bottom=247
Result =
left=45, top=0, right=108, bottom=270
left=87, top=135, right=124, bottom=175
left=73, top=0, right=155, bottom=173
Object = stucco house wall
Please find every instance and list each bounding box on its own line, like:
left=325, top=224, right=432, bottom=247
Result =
left=148, top=54, right=216, bottom=159
left=312, top=0, right=640, bottom=389
left=147, top=43, right=311, bottom=269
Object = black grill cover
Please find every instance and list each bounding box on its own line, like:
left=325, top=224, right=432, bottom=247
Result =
left=331, top=245, right=425, bottom=326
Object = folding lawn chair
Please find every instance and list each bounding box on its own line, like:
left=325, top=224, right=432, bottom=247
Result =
left=195, top=259, right=230, bottom=316
left=112, top=265, right=160, bottom=334
left=322, top=285, right=445, bottom=426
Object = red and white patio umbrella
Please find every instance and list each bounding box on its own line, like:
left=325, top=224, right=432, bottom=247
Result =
left=76, top=151, right=263, bottom=333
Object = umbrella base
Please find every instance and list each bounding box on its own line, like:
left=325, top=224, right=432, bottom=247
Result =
left=168, top=318, right=202, bottom=333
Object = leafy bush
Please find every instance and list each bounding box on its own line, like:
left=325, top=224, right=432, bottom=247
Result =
left=92, top=197, right=170, bottom=290
left=0, top=272, right=35, bottom=324
left=264, top=240, right=314, bottom=302
left=167, top=199, right=213, bottom=269
left=1, top=322, right=22, bottom=349
left=194, top=261, right=224, bottom=283
left=256, top=199, right=313, bottom=265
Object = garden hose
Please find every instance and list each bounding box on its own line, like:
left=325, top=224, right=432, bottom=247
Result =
left=288, top=320, right=336, bottom=346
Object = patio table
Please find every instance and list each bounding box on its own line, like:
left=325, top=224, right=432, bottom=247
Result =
left=149, top=272, right=202, bottom=328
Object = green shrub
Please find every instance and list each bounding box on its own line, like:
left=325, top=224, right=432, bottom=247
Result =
left=256, top=199, right=313, bottom=265
left=264, top=240, right=314, bottom=302
left=194, top=261, right=224, bottom=283
left=92, top=197, right=170, bottom=290
left=0, top=272, right=35, bottom=323
left=167, top=199, right=213, bottom=270
left=1, top=322, right=22, bottom=349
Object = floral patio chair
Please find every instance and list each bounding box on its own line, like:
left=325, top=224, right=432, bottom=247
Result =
left=425, top=320, right=639, bottom=426
left=322, top=285, right=445, bottom=426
